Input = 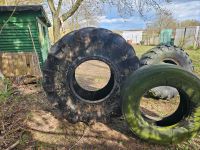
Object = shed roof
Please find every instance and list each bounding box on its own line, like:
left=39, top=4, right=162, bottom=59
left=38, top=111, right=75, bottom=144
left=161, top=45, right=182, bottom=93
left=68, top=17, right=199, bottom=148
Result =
left=0, top=5, right=51, bottom=27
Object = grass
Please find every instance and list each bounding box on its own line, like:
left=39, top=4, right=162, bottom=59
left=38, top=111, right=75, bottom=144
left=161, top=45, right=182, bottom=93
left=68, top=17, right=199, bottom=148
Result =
left=0, top=78, right=12, bottom=103
left=133, top=45, right=154, bottom=58
left=185, top=49, right=200, bottom=76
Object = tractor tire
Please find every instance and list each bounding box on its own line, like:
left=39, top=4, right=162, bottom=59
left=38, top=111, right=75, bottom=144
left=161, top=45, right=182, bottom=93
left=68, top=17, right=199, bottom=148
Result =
left=140, top=45, right=194, bottom=99
left=43, top=27, right=140, bottom=123
left=122, top=64, right=200, bottom=144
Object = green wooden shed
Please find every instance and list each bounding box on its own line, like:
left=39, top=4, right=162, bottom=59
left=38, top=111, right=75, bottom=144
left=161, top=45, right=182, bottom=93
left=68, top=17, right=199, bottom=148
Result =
left=0, top=5, right=51, bottom=77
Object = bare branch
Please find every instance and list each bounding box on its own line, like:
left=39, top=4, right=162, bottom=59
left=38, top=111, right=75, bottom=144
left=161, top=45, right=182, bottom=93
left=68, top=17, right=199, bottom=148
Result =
left=0, top=3, right=18, bottom=35
left=57, top=0, right=63, bottom=13
left=5, top=140, right=20, bottom=150
left=61, top=0, right=84, bottom=21
left=47, top=0, right=56, bottom=14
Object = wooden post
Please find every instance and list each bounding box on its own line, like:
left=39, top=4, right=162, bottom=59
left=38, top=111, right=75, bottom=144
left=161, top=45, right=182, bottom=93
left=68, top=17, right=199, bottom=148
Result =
left=194, top=26, right=200, bottom=49
left=28, top=25, right=42, bottom=77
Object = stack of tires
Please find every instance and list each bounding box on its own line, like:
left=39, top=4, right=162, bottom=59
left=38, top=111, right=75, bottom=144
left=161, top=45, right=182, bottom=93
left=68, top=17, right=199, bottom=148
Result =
left=43, top=28, right=200, bottom=145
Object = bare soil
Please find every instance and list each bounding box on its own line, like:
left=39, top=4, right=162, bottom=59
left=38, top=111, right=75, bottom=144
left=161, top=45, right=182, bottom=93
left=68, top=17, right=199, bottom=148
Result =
left=75, top=60, right=111, bottom=91
left=1, top=61, right=200, bottom=150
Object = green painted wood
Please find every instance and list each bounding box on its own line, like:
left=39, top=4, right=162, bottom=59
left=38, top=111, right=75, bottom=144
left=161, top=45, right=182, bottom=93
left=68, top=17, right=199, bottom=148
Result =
left=0, top=11, right=39, bottom=23
left=0, top=34, right=38, bottom=37
left=0, top=35, right=38, bottom=38
left=0, top=41, right=40, bottom=46
left=37, top=19, right=50, bottom=63
left=0, top=37, right=38, bottom=40
left=0, top=9, right=51, bottom=66
left=0, top=47, right=41, bottom=51
left=0, top=29, right=38, bottom=33
left=0, top=27, right=37, bottom=30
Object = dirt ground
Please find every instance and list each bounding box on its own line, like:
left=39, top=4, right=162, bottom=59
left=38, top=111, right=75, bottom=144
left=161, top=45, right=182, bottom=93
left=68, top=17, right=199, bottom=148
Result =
left=9, top=85, right=169, bottom=150
left=1, top=60, right=200, bottom=150
left=75, top=60, right=111, bottom=91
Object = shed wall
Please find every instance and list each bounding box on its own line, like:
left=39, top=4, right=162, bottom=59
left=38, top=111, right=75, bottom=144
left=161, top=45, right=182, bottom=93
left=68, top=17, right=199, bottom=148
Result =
left=0, top=11, right=44, bottom=66
left=0, top=52, right=41, bottom=77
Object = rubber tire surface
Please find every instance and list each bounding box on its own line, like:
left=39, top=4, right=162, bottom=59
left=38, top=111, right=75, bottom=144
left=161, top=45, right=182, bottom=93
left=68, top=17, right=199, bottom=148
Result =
left=122, top=64, right=200, bottom=144
left=43, top=27, right=139, bottom=123
left=140, top=45, right=194, bottom=99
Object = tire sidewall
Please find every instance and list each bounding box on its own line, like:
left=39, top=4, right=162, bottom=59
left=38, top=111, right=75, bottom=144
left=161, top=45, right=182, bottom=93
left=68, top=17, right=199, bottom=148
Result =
left=122, top=65, right=200, bottom=144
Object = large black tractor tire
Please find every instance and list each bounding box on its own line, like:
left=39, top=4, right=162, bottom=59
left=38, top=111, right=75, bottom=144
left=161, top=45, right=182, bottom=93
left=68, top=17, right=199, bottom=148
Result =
left=43, top=27, right=140, bottom=123
left=140, top=45, right=194, bottom=99
left=122, top=64, right=200, bottom=144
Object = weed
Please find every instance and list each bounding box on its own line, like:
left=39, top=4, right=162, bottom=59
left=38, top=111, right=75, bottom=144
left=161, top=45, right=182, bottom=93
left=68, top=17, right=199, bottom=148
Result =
left=0, top=78, right=12, bottom=103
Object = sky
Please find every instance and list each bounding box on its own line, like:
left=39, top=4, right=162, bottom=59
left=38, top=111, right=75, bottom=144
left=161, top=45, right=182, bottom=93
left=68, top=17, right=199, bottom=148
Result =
left=98, top=0, right=200, bottom=30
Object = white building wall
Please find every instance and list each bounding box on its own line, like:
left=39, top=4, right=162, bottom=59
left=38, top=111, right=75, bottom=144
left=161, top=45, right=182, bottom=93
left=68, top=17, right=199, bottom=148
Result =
left=122, top=30, right=143, bottom=44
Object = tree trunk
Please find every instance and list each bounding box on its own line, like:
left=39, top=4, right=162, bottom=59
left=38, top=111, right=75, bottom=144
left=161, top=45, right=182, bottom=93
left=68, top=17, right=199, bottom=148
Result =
left=53, top=14, right=61, bottom=43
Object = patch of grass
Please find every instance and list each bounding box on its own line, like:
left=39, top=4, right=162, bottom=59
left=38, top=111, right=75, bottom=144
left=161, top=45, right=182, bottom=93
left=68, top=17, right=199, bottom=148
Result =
left=185, top=49, right=200, bottom=77
left=132, top=45, right=154, bottom=58
left=0, top=78, right=12, bottom=103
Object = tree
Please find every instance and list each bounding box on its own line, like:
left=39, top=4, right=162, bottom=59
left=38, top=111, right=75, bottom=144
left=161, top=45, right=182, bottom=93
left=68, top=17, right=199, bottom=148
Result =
left=47, top=0, right=169, bottom=43
left=178, top=20, right=200, bottom=28
left=0, top=0, right=43, bottom=5
left=62, top=0, right=102, bottom=34
left=145, top=14, right=200, bottom=36
left=146, top=11, right=177, bottom=35
left=1, top=0, right=169, bottom=43
left=0, top=0, right=7, bottom=5
left=106, top=0, right=167, bottom=18
left=47, top=0, right=84, bottom=42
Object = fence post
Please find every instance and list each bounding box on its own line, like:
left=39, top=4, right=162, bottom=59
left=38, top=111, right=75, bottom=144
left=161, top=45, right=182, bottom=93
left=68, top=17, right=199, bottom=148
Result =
left=182, top=28, right=187, bottom=48
left=194, top=26, right=200, bottom=49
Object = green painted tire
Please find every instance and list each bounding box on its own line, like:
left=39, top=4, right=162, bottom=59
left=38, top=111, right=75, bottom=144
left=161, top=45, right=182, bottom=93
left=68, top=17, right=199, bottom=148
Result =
left=122, top=64, right=200, bottom=144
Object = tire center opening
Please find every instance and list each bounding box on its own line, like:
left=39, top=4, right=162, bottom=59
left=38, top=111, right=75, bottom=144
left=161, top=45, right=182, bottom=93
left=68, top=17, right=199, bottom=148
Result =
left=141, top=59, right=183, bottom=126
left=140, top=90, right=183, bottom=126
left=163, top=59, right=178, bottom=65
left=71, top=59, right=115, bottom=103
